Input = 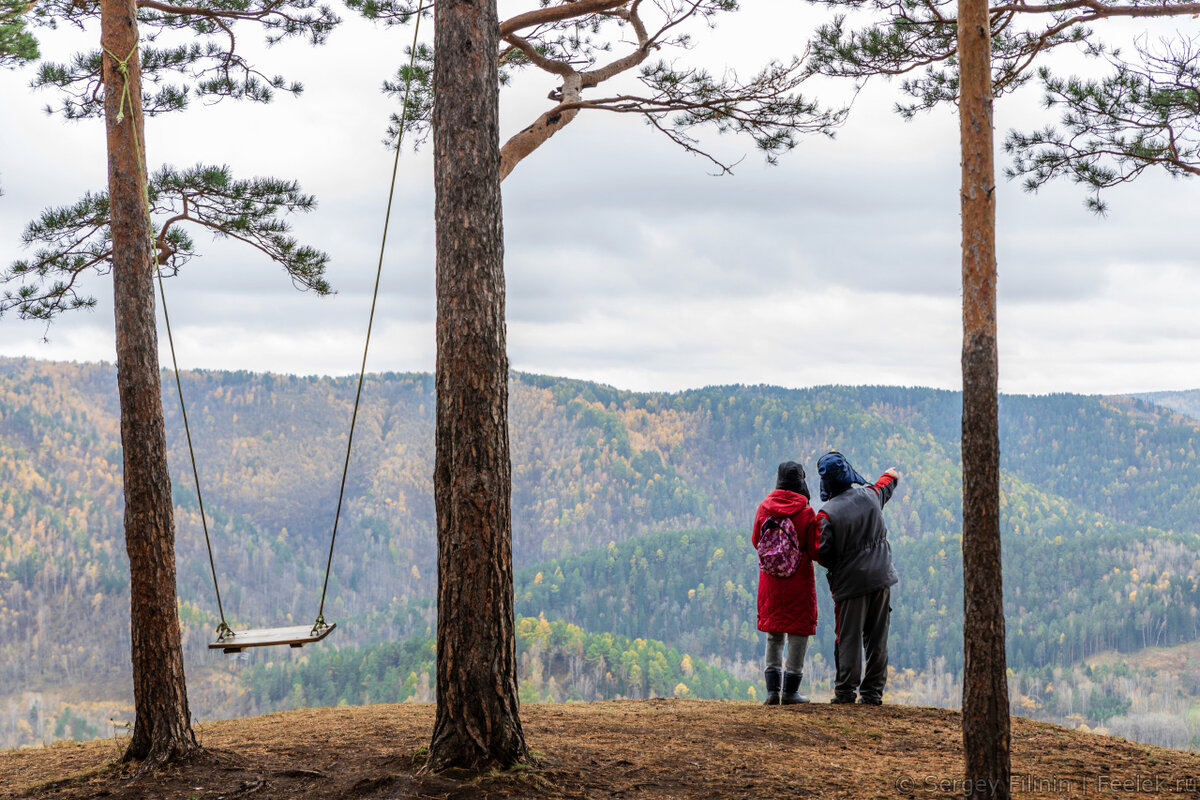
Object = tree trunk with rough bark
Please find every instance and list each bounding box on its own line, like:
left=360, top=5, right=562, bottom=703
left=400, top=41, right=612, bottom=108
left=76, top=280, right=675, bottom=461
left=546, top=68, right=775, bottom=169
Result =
left=428, top=0, right=528, bottom=773
left=101, top=0, right=199, bottom=767
left=958, top=0, right=1011, bottom=796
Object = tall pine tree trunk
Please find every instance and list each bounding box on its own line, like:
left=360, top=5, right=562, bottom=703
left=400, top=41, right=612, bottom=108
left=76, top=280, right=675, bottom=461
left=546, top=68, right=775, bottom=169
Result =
left=427, top=0, right=528, bottom=772
left=101, top=0, right=199, bottom=767
left=958, top=0, right=1011, bottom=796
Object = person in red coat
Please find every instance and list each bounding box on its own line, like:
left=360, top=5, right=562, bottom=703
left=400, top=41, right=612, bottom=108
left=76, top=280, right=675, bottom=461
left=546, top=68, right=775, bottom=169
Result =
left=752, top=460, right=821, bottom=705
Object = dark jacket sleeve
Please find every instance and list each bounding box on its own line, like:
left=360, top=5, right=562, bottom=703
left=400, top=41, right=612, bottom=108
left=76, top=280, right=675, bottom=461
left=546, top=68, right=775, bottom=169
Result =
left=869, top=474, right=898, bottom=508
left=815, top=511, right=836, bottom=568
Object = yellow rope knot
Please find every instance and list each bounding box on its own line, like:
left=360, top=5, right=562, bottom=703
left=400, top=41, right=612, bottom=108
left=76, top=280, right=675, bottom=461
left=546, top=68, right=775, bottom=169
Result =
left=102, top=45, right=137, bottom=123
left=101, top=43, right=153, bottom=231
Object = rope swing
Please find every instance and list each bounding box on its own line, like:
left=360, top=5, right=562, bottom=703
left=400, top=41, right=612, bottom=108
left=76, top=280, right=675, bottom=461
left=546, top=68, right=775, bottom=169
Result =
left=106, top=9, right=425, bottom=653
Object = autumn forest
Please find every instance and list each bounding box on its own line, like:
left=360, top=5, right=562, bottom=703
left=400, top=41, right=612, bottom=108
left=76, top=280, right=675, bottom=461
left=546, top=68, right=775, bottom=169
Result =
left=1, top=357, right=1199, bottom=751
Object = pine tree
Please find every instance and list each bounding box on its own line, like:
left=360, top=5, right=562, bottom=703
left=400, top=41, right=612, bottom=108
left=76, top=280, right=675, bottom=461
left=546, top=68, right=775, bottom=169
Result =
left=0, top=0, right=337, bottom=770
left=427, top=0, right=528, bottom=771
left=806, top=0, right=1200, bottom=209
left=958, top=0, right=1009, bottom=795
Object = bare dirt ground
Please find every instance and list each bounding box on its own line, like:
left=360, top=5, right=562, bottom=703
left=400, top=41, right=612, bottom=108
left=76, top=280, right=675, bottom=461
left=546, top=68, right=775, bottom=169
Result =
left=3, top=700, right=1199, bottom=800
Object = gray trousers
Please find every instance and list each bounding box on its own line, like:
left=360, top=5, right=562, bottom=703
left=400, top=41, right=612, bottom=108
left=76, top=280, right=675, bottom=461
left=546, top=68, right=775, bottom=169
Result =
left=833, top=586, right=891, bottom=702
left=765, top=632, right=809, bottom=675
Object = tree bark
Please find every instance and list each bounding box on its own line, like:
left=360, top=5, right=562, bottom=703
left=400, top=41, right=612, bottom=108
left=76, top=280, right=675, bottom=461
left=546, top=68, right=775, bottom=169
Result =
left=958, top=0, right=1011, bottom=796
left=428, top=0, right=528, bottom=772
left=101, top=0, right=199, bottom=767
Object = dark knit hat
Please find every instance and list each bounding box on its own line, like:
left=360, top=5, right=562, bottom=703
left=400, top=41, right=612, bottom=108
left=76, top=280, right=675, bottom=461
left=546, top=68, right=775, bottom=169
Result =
left=775, top=461, right=810, bottom=499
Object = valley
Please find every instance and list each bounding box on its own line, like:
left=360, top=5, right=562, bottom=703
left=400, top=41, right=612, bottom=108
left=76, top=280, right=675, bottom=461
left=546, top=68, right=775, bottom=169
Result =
left=1, top=357, right=1198, bottom=750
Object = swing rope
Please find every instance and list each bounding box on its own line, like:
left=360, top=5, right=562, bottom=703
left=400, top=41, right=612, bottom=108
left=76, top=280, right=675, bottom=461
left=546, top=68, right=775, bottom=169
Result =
left=104, top=43, right=233, bottom=641
left=105, top=6, right=425, bottom=642
left=158, top=278, right=232, bottom=638
left=314, top=9, right=424, bottom=634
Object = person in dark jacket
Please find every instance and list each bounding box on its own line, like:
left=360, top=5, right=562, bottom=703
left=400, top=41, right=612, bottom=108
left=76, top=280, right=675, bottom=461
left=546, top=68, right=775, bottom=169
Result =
left=815, top=451, right=899, bottom=705
left=752, top=461, right=821, bottom=705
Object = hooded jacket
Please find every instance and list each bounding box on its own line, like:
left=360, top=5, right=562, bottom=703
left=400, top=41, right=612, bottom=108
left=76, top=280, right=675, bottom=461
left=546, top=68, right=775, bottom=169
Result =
left=815, top=474, right=899, bottom=602
left=752, top=489, right=821, bottom=635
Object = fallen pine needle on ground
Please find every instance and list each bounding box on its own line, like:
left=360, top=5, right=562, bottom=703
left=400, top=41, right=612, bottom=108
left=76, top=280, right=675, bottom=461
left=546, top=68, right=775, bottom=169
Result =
left=3, top=700, right=1197, bottom=799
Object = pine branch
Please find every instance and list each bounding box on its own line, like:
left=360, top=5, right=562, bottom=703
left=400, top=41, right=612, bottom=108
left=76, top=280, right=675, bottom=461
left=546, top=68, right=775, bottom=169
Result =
left=27, top=0, right=339, bottom=117
left=807, top=0, right=1200, bottom=112
left=382, top=41, right=433, bottom=149
left=990, top=0, right=1200, bottom=17
left=342, top=0, right=427, bottom=27
left=373, top=1, right=842, bottom=178
left=596, top=58, right=847, bottom=168
left=1005, top=38, right=1200, bottom=213
left=1, top=0, right=39, bottom=67
left=499, top=0, right=633, bottom=38
left=809, top=0, right=1100, bottom=118
left=1, top=164, right=331, bottom=321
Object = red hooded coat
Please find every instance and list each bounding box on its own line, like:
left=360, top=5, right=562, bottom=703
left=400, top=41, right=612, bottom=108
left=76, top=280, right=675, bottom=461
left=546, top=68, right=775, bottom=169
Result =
left=752, top=489, right=821, bottom=635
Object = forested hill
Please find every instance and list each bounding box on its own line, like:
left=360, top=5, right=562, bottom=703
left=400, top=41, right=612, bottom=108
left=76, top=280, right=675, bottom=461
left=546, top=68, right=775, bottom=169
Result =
left=2, top=357, right=1199, bottom=747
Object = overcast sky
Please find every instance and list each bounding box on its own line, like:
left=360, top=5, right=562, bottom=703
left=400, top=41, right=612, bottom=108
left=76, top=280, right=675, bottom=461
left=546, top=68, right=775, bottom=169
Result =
left=1, top=4, right=1197, bottom=396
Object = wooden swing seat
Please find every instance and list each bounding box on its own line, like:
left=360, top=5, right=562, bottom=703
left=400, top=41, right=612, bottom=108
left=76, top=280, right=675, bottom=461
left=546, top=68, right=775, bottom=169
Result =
left=209, top=622, right=336, bottom=653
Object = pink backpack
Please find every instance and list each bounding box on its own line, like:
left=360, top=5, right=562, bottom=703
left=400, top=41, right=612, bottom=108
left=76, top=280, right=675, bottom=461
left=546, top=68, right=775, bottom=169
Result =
left=757, top=516, right=801, bottom=578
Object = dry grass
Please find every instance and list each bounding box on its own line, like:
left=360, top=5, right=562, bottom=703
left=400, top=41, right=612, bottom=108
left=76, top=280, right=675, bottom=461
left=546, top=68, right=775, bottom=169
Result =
left=3, top=700, right=1199, bottom=799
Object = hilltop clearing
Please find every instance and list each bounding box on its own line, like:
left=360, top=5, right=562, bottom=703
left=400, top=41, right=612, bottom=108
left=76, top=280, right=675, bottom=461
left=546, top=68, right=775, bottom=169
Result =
left=4, top=701, right=1200, bottom=800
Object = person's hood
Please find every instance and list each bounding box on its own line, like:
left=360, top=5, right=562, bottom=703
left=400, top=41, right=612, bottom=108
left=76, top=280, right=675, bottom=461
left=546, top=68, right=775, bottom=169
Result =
left=817, top=451, right=869, bottom=501
left=775, top=460, right=810, bottom=499
left=760, top=489, right=811, bottom=517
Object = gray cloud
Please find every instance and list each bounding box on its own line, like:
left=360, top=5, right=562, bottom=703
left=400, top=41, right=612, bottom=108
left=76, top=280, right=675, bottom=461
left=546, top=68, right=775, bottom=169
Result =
left=3, top=7, right=1200, bottom=394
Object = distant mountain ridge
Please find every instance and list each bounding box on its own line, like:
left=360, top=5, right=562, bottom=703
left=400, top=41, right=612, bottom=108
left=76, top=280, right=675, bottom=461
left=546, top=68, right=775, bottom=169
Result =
left=1135, top=390, right=1200, bottom=422
left=1, top=357, right=1199, bottom=748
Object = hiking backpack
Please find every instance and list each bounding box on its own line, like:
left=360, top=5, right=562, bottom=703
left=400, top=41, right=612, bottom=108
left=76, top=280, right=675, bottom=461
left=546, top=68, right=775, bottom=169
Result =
left=757, top=516, right=801, bottom=578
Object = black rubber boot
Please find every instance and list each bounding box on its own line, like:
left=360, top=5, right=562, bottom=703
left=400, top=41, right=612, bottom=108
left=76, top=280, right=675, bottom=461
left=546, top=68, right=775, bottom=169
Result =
left=781, top=671, right=809, bottom=705
left=763, top=668, right=782, bottom=706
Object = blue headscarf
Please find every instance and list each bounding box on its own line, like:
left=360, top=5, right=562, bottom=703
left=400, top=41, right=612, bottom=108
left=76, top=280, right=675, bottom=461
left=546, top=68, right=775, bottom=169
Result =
left=817, top=451, right=869, bottom=501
